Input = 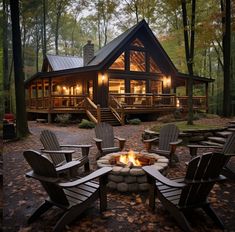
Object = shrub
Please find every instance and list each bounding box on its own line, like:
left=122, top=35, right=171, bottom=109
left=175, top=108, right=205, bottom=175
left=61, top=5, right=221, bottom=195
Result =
left=78, top=119, right=95, bottom=129
left=55, top=114, right=71, bottom=126
left=128, top=118, right=141, bottom=125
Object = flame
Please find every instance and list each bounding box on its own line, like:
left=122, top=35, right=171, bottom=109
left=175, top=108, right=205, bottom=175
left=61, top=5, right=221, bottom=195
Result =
left=119, top=150, right=141, bottom=166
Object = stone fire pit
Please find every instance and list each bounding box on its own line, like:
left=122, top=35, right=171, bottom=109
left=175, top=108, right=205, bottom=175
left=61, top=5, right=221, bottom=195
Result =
left=97, top=151, right=169, bottom=192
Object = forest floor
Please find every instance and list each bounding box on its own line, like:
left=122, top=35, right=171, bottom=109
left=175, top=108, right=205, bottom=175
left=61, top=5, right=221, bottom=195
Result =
left=2, top=117, right=235, bottom=232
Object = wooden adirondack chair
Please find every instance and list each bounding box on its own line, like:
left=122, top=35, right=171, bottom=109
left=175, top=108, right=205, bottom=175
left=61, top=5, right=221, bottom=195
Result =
left=143, top=124, right=182, bottom=165
left=23, top=150, right=112, bottom=232
left=143, top=152, right=227, bottom=231
left=40, top=130, right=91, bottom=173
left=187, top=132, right=235, bottom=179
left=94, top=122, right=126, bottom=159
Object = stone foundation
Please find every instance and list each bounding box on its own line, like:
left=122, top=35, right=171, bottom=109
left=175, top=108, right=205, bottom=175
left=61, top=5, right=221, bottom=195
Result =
left=97, top=152, right=169, bottom=192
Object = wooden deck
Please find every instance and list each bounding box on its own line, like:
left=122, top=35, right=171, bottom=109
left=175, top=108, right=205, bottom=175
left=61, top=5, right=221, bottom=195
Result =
left=26, top=94, right=207, bottom=124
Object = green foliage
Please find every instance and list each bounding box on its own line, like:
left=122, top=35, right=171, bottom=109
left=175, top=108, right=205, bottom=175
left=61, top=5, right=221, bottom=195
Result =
left=128, top=118, right=141, bottom=125
left=78, top=119, right=95, bottom=129
left=55, top=114, right=71, bottom=125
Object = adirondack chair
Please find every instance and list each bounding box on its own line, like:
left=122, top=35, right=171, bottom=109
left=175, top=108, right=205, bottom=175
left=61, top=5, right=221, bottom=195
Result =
left=94, top=122, right=126, bottom=159
left=143, top=124, right=182, bottom=165
left=143, top=152, right=227, bottom=231
left=40, top=129, right=91, bottom=173
left=187, top=132, right=235, bottom=179
left=23, top=150, right=112, bottom=232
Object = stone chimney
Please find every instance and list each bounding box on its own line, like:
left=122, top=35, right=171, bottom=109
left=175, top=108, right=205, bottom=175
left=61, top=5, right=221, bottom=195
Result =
left=83, top=40, right=94, bottom=66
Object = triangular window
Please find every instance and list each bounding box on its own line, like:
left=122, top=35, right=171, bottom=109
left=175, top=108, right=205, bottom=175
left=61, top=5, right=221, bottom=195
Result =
left=109, top=52, right=125, bottom=70
left=131, top=38, right=144, bottom=48
left=150, top=56, right=161, bottom=73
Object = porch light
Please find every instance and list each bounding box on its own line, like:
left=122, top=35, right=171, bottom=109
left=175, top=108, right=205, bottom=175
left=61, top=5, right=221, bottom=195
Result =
left=176, top=98, right=180, bottom=108
left=102, top=74, right=105, bottom=82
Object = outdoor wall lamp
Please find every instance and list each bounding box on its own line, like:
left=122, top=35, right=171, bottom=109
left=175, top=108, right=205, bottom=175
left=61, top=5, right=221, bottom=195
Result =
left=163, top=76, right=171, bottom=88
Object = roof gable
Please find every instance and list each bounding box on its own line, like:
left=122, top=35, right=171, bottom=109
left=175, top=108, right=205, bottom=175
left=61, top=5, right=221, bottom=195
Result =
left=87, top=19, right=177, bottom=74
left=43, top=54, right=83, bottom=71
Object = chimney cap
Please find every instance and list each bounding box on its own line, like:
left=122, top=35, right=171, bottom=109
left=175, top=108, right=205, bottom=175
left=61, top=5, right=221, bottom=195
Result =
left=87, top=40, right=92, bottom=44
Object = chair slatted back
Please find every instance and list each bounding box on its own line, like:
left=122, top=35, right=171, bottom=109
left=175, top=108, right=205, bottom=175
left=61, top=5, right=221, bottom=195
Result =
left=95, top=123, right=115, bottom=148
left=23, top=150, right=69, bottom=206
left=159, top=124, right=180, bottom=151
left=222, top=132, right=235, bottom=155
left=179, top=153, right=226, bottom=207
left=40, top=130, right=66, bottom=166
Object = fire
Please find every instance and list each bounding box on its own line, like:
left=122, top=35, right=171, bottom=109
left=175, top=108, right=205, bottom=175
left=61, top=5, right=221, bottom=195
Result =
left=119, top=150, right=141, bottom=166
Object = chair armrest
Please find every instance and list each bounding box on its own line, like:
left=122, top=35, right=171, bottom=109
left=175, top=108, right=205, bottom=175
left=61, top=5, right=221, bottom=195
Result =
left=143, top=165, right=185, bottom=188
left=187, top=144, right=221, bottom=157
left=26, top=170, right=59, bottom=183
left=55, top=160, right=81, bottom=173
left=42, top=150, right=75, bottom=154
left=93, top=138, right=103, bottom=152
left=143, top=137, right=159, bottom=152
left=58, top=167, right=112, bottom=188
left=60, top=144, right=92, bottom=148
left=169, top=139, right=182, bottom=146
left=114, top=136, right=126, bottom=150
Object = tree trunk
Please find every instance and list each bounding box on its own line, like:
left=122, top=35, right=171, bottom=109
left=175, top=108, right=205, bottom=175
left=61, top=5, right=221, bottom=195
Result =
left=9, top=0, right=29, bottom=138
left=42, top=0, right=47, bottom=58
left=181, top=0, right=196, bottom=125
left=222, top=0, right=231, bottom=116
left=3, top=0, right=10, bottom=113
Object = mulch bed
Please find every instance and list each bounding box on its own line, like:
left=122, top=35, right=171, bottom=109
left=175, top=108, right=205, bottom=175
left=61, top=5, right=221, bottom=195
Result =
left=2, top=119, right=235, bottom=232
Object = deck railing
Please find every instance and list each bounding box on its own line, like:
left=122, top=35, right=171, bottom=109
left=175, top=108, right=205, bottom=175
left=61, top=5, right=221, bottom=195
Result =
left=84, top=97, right=101, bottom=124
left=109, top=93, right=207, bottom=110
left=26, top=95, right=86, bottom=110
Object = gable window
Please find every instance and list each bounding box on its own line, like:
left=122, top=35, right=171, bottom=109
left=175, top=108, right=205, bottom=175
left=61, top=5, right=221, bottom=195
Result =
left=109, top=52, right=125, bottom=70
left=130, top=50, right=146, bottom=72
left=131, top=38, right=144, bottom=48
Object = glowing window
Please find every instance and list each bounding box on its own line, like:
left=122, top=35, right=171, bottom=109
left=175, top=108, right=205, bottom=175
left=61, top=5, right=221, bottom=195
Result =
left=109, top=79, right=125, bottom=94
left=130, top=50, right=146, bottom=72
left=109, top=52, right=125, bottom=70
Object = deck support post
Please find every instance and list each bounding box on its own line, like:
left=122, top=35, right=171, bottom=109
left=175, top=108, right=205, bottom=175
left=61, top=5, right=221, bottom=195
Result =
left=48, top=113, right=52, bottom=123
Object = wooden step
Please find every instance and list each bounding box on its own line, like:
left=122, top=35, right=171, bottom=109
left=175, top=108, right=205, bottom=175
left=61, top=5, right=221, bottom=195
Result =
left=227, top=128, right=235, bottom=132
left=207, top=136, right=226, bottom=144
left=215, top=131, right=232, bottom=138
left=229, top=120, right=235, bottom=125
left=200, top=141, right=224, bottom=147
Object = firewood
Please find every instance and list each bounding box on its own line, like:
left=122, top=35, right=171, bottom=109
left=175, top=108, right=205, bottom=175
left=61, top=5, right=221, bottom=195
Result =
left=126, top=161, right=133, bottom=168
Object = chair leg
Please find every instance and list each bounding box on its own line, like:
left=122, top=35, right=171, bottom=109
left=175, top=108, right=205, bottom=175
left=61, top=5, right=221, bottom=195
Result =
left=28, top=201, right=53, bottom=224
left=172, top=209, right=193, bottom=232
left=202, top=204, right=224, bottom=229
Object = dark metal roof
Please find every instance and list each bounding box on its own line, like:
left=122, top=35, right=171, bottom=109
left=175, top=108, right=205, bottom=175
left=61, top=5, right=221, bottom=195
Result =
left=47, top=54, right=83, bottom=71
left=87, top=23, right=138, bottom=67
left=176, top=72, right=214, bottom=83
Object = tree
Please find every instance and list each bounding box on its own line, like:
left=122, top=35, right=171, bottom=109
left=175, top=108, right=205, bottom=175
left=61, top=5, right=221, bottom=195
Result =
left=222, top=0, right=231, bottom=116
left=181, top=0, right=196, bottom=125
left=9, top=0, right=29, bottom=137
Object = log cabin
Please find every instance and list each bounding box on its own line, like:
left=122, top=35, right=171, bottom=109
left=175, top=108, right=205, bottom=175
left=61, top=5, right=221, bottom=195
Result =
left=25, top=19, right=212, bottom=125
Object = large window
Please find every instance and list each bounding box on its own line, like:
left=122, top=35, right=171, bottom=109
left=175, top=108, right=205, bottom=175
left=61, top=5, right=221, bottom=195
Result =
left=109, top=52, right=125, bottom=70
left=130, top=50, right=146, bottom=72
left=150, top=57, right=161, bottom=73
left=130, top=80, right=146, bottom=94
left=109, top=79, right=125, bottom=94
left=131, top=38, right=144, bottom=47
left=151, top=80, right=162, bottom=94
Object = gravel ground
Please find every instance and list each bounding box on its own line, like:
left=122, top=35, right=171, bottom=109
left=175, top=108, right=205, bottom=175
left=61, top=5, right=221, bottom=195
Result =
left=2, top=118, right=235, bottom=232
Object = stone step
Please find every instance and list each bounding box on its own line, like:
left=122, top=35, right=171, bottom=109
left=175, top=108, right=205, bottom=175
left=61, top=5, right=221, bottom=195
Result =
left=215, top=131, right=232, bottom=138
left=207, top=136, right=227, bottom=144
left=200, top=141, right=224, bottom=147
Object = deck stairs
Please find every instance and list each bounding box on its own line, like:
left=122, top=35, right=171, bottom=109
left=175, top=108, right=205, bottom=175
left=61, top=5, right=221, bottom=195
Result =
left=100, top=108, right=121, bottom=126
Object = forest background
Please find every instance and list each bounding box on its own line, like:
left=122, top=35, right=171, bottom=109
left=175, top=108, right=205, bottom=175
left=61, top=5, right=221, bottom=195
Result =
left=0, top=0, right=235, bottom=118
